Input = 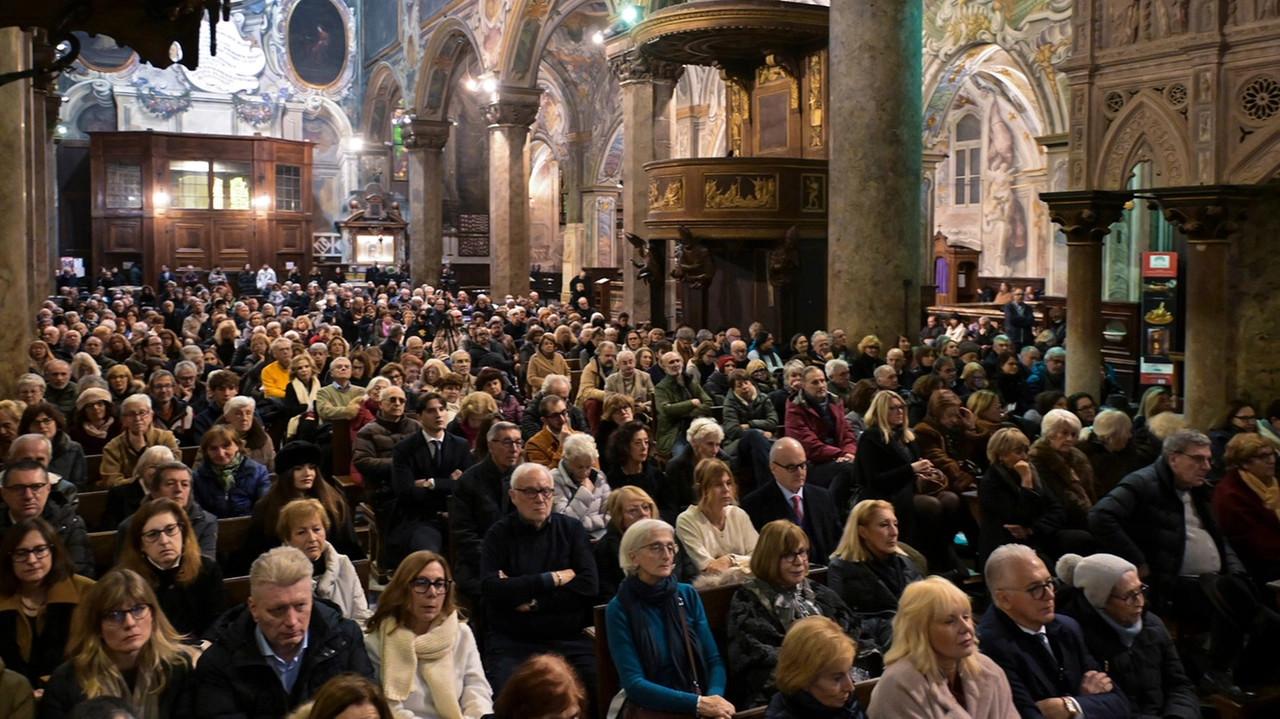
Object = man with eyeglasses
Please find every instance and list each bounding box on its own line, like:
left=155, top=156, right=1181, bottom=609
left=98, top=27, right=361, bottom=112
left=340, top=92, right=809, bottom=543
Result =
left=783, top=366, right=859, bottom=491
left=388, top=392, right=474, bottom=566
left=1090, top=428, right=1260, bottom=697
left=978, top=544, right=1128, bottom=719
left=0, top=459, right=94, bottom=577
left=481, top=462, right=598, bottom=696
left=1003, top=287, right=1037, bottom=350
left=740, top=437, right=841, bottom=562
left=113, top=461, right=216, bottom=558
left=525, top=395, right=580, bottom=470
left=449, top=422, right=525, bottom=604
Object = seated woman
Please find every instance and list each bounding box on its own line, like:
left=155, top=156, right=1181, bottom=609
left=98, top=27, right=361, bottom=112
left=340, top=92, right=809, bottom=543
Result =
left=245, top=441, right=362, bottom=563
left=765, top=616, right=868, bottom=719
left=1209, top=400, right=1261, bottom=480
left=491, top=654, right=588, bottom=719
left=727, top=520, right=873, bottom=708
left=595, top=486, right=695, bottom=602
left=68, top=387, right=121, bottom=456
left=0, top=519, right=94, bottom=689
left=526, top=333, right=569, bottom=396
left=100, top=395, right=180, bottom=489
left=215, top=396, right=275, bottom=470
left=476, top=368, right=522, bottom=425
left=549, top=433, right=611, bottom=539
left=1078, top=409, right=1158, bottom=497
left=279, top=499, right=370, bottom=622
left=1055, top=554, right=1198, bottom=719
left=827, top=500, right=922, bottom=632
left=446, top=392, right=498, bottom=452
left=282, top=355, right=322, bottom=435
left=114, top=498, right=225, bottom=639
left=978, top=428, right=1071, bottom=565
left=351, top=377, right=395, bottom=439
left=868, top=577, right=1017, bottom=719
left=593, top=393, right=635, bottom=457
left=1215, top=433, right=1280, bottom=584
left=191, top=425, right=271, bottom=520
left=20, top=403, right=87, bottom=489
left=675, top=458, right=758, bottom=585
left=363, top=549, right=491, bottom=719
left=102, top=446, right=176, bottom=532
left=606, top=519, right=735, bottom=719
left=605, top=421, right=673, bottom=522
left=1028, top=410, right=1097, bottom=538
left=39, top=569, right=195, bottom=719
left=664, top=419, right=731, bottom=514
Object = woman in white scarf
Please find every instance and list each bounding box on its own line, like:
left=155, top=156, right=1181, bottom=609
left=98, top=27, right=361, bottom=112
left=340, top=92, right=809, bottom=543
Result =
left=364, top=550, right=492, bottom=719
left=279, top=498, right=370, bottom=621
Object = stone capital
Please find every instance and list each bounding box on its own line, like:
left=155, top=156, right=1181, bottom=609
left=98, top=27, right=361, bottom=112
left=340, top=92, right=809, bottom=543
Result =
left=403, top=118, right=452, bottom=151
left=1040, top=190, right=1130, bottom=245
left=608, top=48, right=684, bottom=85
left=482, top=86, right=542, bottom=127
left=1152, top=186, right=1261, bottom=244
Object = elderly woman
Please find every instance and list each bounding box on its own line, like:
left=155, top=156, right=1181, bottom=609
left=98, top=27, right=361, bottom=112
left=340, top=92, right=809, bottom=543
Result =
left=114, top=499, right=225, bottom=638
left=676, top=458, right=757, bottom=584
left=476, top=368, right=521, bottom=425
left=99, top=396, right=180, bottom=489
left=1079, top=409, right=1158, bottom=497
left=594, top=486, right=687, bottom=602
left=191, top=425, right=270, bottom=519
left=39, top=569, right=195, bottom=719
left=68, top=388, right=120, bottom=455
left=15, top=374, right=45, bottom=409
left=1215, top=433, right=1280, bottom=583
left=606, top=519, right=734, bottom=719
left=0, top=519, right=94, bottom=689
left=726, top=520, right=871, bottom=708
left=827, top=500, right=923, bottom=630
left=19, top=403, right=87, bottom=490
left=849, top=335, right=885, bottom=383
left=549, top=433, right=611, bottom=539
left=245, top=441, right=361, bottom=562
left=1056, top=554, right=1198, bottom=719
left=278, top=498, right=369, bottom=622
left=868, top=577, right=1018, bottom=719
left=446, top=391, right=498, bottom=452
left=1028, top=409, right=1097, bottom=533
left=101, top=446, right=177, bottom=533
left=527, top=334, right=569, bottom=396
left=363, top=549, right=492, bottom=719
left=765, top=616, right=869, bottom=719
left=977, top=427, right=1072, bottom=565
left=664, top=418, right=730, bottom=514
left=216, top=395, right=275, bottom=468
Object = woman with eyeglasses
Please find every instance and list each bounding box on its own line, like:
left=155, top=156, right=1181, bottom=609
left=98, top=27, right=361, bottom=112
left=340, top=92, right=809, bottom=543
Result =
left=595, top=486, right=693, bottom=602
left=101, top=446, right=176, bottom=534
left=279, top=499, right=369, bottom=622
left=1208, top=400, right=1260, bottom=480
left=39, top=569, right=195, bottom=719
left=215, top=396, right=276, bottom=469
left=69, top=388, right=122, bottom=456
left=113, top=499, right=225, bottom=639
left=1214, top=433, right=1280, bottom=584
left=1055, top=554, right=1197, bottom=719
left=765, top=616, right=868, bottom=719
left=606, top=518, right=734, bottom=718
left=726, top=520, right=871, bottom=708
left=0, top=519, right=94, bottom=689
left=19, top=402, right=87, bottom=490
left=363, top=549, right=493, bottom=719
left=242, top=442, right=362, bottom=566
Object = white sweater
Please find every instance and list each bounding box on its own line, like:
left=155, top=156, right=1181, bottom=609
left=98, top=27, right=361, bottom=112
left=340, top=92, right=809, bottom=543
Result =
left=364, top=620, right=494, bottom=719
left=675, top=505, right=759, bottom=573
left=314, top=542, right=371, bottom=623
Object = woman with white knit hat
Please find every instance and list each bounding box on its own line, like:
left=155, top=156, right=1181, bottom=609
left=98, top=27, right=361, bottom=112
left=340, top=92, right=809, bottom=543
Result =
left=1055, top=553, right=1200, bottom=719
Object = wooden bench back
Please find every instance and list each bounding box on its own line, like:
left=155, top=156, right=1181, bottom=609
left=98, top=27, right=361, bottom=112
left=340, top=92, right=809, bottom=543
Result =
left=224, top=558, right=371, bottom=607
left=79, top=490, right=109, bottom=531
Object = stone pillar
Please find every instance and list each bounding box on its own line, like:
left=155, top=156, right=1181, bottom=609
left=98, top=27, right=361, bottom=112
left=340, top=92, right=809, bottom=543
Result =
left=1043, top=191, right=1128, bottom=401
left=404, top=119, right=452, bottom=289
left=1159, top=189, right=1252, bottom=429
left=0, top=28, right=34, bottom=398
left=828, top=0, right=923, bottom=339
left=609, top=42, right=682, bottom=325
left=483, top=87, right=541, bottom=299
left=561, top=133, right=589, bottom=301
left=920, top=151, right=947, bottom=306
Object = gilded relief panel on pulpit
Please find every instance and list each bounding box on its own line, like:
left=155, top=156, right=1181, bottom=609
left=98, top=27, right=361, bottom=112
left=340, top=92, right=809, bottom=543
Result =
left=703, top=174, right=778, bottom=209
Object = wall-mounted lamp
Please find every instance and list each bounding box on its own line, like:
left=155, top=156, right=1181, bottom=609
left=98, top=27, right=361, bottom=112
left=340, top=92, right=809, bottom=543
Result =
left=254, top=194, right=271, bottom=213
left=153, top=190, right=170, bottom=214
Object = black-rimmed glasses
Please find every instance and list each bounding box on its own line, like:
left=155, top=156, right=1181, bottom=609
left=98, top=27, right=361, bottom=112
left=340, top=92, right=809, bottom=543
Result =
left=141, top=523, right=181, bottom=544
left=410, top=577, right=453, bottom=595
left=102, top=604, right=151, bottom=626
left=1011, top=578, right=1061, bottom=601
left=11, top=544, right=51, bottom=562
left=513, top=487, right=554, bottom=500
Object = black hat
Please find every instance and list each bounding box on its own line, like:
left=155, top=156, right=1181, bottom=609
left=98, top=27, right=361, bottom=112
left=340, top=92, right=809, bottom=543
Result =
left=275, top=441, right=322, bottom=477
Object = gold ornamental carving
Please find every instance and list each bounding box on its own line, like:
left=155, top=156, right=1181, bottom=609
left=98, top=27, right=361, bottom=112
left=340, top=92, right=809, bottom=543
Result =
left=808, top=52, right=824, bottom=147
left=756, top=62, right=798, bottom=111
left=703, top=174, right=778, bottom=210
left=648, top=177, right=684, bottom=210
left=727, top=80, right=751, bottom=157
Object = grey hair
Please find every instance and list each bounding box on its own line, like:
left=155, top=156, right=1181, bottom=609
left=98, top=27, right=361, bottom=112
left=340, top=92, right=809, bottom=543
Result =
left=984, top=543, right=1042, bottom=590
left=174, top=361, right=198, bottom=376
left=596, top=341, right=617, bottom=353
left=133, top=445, right=177, bottom=482
left=120, top=394, right=153, bottom=414
left=561, top=433, right=599, bottom=466
left=687, top=416, right=724, bottom=445
left=270, top=337, right=292, bottom=351
left=1045, top=347, right=1066, bottom=361
left=7, top=434, right=52, bottom=464
left=618, top=519, right=675, bottom=576
left=224, top=395, right=257, bottom=415
left=873, top=365, right=896, bottom=380
left=617, top=349, right=635, bottom=363
left=486, top=421, right=520, bottom=442
left=810, top=330, right=829, bottom=345
left=824, top=359, right=849, bottom=377
left=16, top=373, right=46, bottom=390
left=179, top=345, right=202, bottom=360
left=1161, top=428, right=1211, bottom=461
left=1019, top=346, right=1040, bottom=359
left=511, top=462, right=552, bottom=489
left=1040, top=409, right=1082, bottom=440
left=249, top=546, right=314, bottom=600
left=993, top=334, right=1010, bottom=344
left=540, top=373, right=571, bottom=396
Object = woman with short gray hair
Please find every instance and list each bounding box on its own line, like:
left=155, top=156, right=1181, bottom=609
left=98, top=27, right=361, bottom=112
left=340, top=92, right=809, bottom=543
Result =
left=1080, top=409, right=1159, bottom=497
left=550, top=433, right=611, bottom=538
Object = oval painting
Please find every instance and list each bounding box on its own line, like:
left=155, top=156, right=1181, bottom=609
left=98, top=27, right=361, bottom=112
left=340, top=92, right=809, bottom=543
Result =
left=287, top=0, right=349, bottom=89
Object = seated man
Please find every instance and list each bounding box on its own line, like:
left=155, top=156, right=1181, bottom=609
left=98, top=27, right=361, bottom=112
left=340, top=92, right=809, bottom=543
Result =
left=0, top=459, right=94, bottom=577
left=525, top=395, right=580, bottom=470
left=574, top=340, right=616, bottom=420
left=449, top=422, right=524, bottom=603
left=388, top=391, right=473, bottom=563
left=100, top=395, right=180, bottom=488
left=7, top=432, right=79, bottom=503
left=190, top=546, right=374, bottom=719
left=42, top=361, right=77, bottom=418
left=315, top=357, right=366, bottom=424
left=977, top=543, right=1129, bottom=719
left=740, top=438, right=841, bottom=561
left=353, top=384, right=420, bottom=561
left=654, top=351, right=713, bottom=459
left=603, top=349, right=655, bottom=419
left=481, top=462, right=598, bottom=695
left=259, top=338, right=296, bottom=400
left=783, top=366, right=858, bottom=489
left=193, top=370, right=242, bottom=439
left=114, top=461, right=216, bottom=558
left=521, top=374, right=590, bottom=441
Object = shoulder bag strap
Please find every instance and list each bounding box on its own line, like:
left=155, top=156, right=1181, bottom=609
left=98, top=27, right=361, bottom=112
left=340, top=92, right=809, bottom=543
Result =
left=675, top=594, right=701, bottom=696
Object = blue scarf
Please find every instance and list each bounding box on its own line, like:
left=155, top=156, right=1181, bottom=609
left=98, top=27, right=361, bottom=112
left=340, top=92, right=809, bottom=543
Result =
left=1093, top=604, right=1143, bottom=647
left=617, top=574, right=704, bottom=694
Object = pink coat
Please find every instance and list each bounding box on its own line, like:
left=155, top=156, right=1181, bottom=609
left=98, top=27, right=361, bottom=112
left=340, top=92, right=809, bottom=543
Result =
left=868, top=653, right=1019, bottom=719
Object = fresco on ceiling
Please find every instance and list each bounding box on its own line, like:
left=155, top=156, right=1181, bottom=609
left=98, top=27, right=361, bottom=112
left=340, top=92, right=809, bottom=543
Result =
left=287, top=0, right=349, bottom=88
left=74, top=32, right=137, bottom=73
left=362, top=0, right=400, bottom=66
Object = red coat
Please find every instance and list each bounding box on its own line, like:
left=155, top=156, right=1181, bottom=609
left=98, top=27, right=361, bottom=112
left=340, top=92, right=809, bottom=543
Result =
left=1214, top=468, right=1280, bottom=581
left=783, top=392, right=857, bottom=463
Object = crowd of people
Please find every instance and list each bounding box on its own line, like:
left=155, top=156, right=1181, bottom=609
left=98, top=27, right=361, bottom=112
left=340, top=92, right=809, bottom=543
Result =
left=1, top=267, right=1279, bottom=719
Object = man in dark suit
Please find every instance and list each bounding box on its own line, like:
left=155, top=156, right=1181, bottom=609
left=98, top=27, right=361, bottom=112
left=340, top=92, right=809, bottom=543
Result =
left=978, top=544, right=1129, bottom=719
left=740, top=437, right=841, bottom=561
left=388, top=392, right=475, bottom=564
left=1003, top=287, right=1037, bottom=350
left=157, top=263, right=174, bottom=288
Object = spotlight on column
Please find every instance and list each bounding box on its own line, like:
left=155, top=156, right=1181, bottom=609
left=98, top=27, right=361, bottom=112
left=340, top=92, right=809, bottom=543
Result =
left=620, top=5, right=639, bottom=24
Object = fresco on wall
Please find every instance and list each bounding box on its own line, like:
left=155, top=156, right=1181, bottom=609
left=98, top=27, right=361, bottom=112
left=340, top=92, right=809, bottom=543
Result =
left=361, top=0, right=400, bottom=66
left=74, top=32, right=137, bottom=73
left=288, top=0, right=349, bottom=88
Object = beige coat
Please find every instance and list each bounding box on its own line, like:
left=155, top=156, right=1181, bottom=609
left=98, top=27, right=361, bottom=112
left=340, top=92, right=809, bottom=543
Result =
left=868, top=653, right=1019, bottom=719
left=99, top=428, right=180, bottom=488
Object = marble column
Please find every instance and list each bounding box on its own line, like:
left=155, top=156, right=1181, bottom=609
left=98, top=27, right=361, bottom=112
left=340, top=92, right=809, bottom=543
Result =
left=0, top=28, right=33, bottom=398
left=608, top=41, right=682, bottom=325
left=828, top=0, right=923, bottom=339
left=1043, top=191, right=1128, bottom=401
left=484, top=87, right=541, bottom=299
left=404, top=118, right=452, bottom=289
left=561, top=133, right=589, bottom=302
left=1159, top=190, right=1252, bottom=429
left=920, top=151, right=947, bottom=304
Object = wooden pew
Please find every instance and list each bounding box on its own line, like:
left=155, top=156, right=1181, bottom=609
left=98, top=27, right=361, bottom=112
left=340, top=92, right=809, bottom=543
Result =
left=224, top=558, right=371, bottom=607
left=331, top=418, right=353, bottom=480
left=180, top=446, right=198, bottom=465
left=79, top=490, right=109, bottom=531
left=86, top=455, right=103, bottom=489
left=90, top=531, right=117, bottom=576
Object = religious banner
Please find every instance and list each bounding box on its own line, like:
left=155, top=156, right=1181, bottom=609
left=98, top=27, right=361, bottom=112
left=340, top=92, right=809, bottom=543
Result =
left=1139, top=251, right=1178, bottom=386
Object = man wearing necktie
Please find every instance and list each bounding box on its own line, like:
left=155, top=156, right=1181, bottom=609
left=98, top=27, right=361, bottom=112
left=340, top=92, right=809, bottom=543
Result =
left=740, top=437, right=841, bottom=562
left=388, top=392, right=474, bottom=565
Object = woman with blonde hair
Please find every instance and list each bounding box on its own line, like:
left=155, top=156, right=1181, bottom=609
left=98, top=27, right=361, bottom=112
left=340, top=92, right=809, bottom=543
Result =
left=765, top=616, right=868, bottom=719
left=1028, top=409, right=1096, bottom=533
left=283, top=354, right=322, bottom=430
left=675, top=459, right=757, bottom=584
left=104, top=364, right=142, bottom=405
left=0, top=400, right=26, bottom=461
left=868, top=577, right=1017, bottom=719
left=279, top=499, right=369, bottom=622
left=850, top=335, right=884, bottom=383
left=446, top=392, right=498, bottom=452
left=212, top=320, right=239, bottom=367
left=595, top=485, right=669, bottom=601
left=827, top=500, right=922, bottom=629
left=363, top=550, right=492, bottom=719
left=101, top=445, right=177, bottom=532
left=39, top=569, right=195, bottom=719
left=70, top=352, right=102, bottom=383
left=420, top=358, right=449, bottom=393
left=27, top=340, right=54, bottom=376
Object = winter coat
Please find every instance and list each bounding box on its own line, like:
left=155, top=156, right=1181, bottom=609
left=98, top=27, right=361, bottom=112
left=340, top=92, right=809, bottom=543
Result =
left=912, top=420, right=980, bottom=493
left=99, top=429, right=180, bottom=488
left=191, top=456, right=271, bottom=519
left=1028, top=440, right=1097, bottom=530
left=0, top=494, right=93, bottom=578
left=313, top=542, right=371, bottom=623
left=722, top=389, right=779, bottom=454
left=784, top=392, right=858, bottom=464
left=136, top=554, right=226, bottom=639
left=827, top=554, right=922, bottom=622
left=351, top=416, right=422, bottom=495
left=1078, top=432, right=1160, bottom=498
left=0, top=574, right=94, bottom=688
left=1214, top=468, right=1280, bottom=583
left=978, top=462, right=1065, bottom=562
left=447, top=457, right=514, bottom=601
left=48, top=433, right=87, bottom=490
left=549, top=460, right=610, bottom=537
left=867, top=652, right=1018, bottom=719
left=654, top=374, right=712, bottom=458
left=0, top=655, right=34, bottom=719
left=39, top=655, right=194, bottom=719
left=844, top=427, right=921, bottom=536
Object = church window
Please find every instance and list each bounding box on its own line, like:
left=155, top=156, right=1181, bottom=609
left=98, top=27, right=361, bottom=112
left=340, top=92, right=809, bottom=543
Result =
left=953, top=114, right=981, bottom=206
left=276, top=165, right=302, bottom=212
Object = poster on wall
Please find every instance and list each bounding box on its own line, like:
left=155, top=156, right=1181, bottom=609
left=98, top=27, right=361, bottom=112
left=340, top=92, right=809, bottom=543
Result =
left=1139, top=251, right=1178, bottom=386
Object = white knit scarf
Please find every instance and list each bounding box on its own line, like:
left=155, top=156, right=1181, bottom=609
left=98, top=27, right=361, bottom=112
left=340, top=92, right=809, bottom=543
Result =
left=376, top=612, right=463, bottom=719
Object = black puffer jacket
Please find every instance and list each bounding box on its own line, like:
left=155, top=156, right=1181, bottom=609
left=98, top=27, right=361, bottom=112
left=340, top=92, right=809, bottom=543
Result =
left=0, top=494, right=93, bottom=578
left=1088, top=458, right=1241, bottom=607
left=188, top=599, right=374, bottom=719
left=1056, top=590, right=1200, bottom=719
left=351, top=416, right=421, bottom=497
